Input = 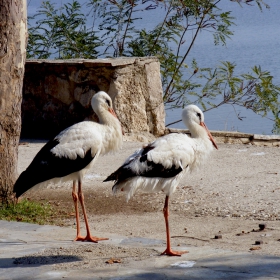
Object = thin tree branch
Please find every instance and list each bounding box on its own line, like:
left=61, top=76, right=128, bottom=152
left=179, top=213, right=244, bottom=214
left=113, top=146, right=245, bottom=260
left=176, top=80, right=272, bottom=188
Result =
left=164, top=6, right=208, bottom=100
left=120, top=1, right=134, bottom=56
left=149, top=0, right=173, bottom=55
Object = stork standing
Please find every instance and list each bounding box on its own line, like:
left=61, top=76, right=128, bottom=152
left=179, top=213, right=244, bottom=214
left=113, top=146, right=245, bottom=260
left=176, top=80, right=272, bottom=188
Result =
left=104, top=105, right=218, bottom=256
left=14, top=91, right=123, bottom=242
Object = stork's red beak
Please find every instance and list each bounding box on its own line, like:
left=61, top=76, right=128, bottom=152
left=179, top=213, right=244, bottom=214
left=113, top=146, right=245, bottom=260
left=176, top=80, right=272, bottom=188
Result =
left=108, top=107, right=118, bottom=118
left=109, top=108, right=125, bottom=135
left=200, top=122, right=218, bottom=150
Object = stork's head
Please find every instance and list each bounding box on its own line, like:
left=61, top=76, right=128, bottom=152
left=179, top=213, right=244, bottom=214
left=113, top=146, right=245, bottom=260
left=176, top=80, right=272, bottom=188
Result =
left=91, top=91, right=117, bottom=118
left=182, top=105, right=218, bottom=149
left=91, top=91, right=124, bottom=136
left=182, top=105, right=204, bottom=127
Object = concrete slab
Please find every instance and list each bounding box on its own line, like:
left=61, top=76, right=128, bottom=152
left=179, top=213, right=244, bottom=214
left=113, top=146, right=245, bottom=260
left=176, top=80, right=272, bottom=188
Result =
left=1, top=220, right=280, bottom=279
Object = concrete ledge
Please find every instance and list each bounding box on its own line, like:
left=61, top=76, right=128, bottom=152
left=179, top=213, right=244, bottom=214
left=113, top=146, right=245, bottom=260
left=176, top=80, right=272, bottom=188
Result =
left=165, top=128, right=280, bottom=147
left=26, top=57, right=159, bottom=67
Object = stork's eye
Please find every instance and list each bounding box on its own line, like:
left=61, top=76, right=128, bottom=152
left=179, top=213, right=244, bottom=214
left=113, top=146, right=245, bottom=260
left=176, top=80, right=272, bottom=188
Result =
left=196, top=112, right=201, bottom=119
left=105, top=99, right=111, bottom=107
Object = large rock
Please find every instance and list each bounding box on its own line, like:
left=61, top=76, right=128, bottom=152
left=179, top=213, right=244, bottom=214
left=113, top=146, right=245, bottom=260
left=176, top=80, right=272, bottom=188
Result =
left=22, top=57, right=165, bottom=139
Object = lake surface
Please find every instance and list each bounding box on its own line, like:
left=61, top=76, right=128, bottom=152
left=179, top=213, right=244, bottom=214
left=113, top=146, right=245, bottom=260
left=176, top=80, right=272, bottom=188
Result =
left=27, top=0, right=280, bottom=135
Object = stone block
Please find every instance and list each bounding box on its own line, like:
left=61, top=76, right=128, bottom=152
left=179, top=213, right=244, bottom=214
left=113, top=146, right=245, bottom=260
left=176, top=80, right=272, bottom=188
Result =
left=22, top=57, right=165, bottom=138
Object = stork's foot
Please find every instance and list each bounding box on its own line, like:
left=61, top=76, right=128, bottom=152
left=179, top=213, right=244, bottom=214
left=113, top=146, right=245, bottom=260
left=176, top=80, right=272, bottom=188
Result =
left=161, top=248, right=189, bottom=256
left=74, top=235, right=108, bottom=243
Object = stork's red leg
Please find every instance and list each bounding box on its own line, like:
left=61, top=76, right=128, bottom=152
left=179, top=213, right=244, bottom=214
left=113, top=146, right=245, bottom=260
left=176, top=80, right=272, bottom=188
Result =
left=161, top=195, right=188, bottom=256
left=77, top=181, right=108, bottom=242
left=72, top=181, right=84, bottom=241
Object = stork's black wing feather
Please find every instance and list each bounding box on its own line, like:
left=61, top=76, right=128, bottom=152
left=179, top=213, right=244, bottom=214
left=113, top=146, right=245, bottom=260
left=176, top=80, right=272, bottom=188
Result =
left=104, top=143, right=183, bottom=185
left=13, top=139, right=94, bottom=198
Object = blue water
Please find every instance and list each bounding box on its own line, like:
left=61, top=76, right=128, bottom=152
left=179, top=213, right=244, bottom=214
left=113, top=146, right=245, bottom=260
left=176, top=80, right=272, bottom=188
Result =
left=27, top=0, right=280, bottom=135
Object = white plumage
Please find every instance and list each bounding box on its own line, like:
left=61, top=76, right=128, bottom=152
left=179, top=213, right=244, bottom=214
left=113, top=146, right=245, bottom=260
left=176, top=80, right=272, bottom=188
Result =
left=14, top=91, right=122, bottom=242
left=105, top=104, right=218, bottom=256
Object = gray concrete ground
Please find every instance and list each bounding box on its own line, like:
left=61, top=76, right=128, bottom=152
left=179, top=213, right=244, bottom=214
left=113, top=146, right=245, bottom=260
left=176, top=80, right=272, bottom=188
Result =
left=1, top=220, right=280, bottom=280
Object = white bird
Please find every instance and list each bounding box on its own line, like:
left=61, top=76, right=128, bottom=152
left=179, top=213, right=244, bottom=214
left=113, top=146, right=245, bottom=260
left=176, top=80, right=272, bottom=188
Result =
left=104, top=104, right=218, bottom=256
left=14, top=91, right=123, bottom=243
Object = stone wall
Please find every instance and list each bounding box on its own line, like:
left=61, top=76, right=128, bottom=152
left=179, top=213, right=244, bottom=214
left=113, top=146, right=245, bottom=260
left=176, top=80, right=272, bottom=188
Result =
left=22, top=57, right=165, bottom=139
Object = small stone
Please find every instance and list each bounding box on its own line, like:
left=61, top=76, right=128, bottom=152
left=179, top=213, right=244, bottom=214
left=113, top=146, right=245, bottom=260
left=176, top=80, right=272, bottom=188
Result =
left=259, top=224, right=266, bottom=230
left=106, top=258, right=121, bottom=264
left=250, top=246, right=261, bottom=251
left=255, top=240, right=263, bottom=245
left=214, top=235, right=222, bottom=239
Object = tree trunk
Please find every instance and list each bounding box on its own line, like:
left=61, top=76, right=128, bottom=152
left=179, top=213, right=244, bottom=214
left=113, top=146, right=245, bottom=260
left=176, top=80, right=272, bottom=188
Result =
left=0, top=0, right=27, bottom=203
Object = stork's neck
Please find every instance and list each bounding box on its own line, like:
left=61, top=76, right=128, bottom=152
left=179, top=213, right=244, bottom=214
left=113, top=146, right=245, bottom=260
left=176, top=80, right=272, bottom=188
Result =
left=98, top=111, right=123, bottom=154
left=185, top=125, right=213, bottom=173
left=189, top=123, right=207, bottom=139
left=189, top=124, right=213, bottom=152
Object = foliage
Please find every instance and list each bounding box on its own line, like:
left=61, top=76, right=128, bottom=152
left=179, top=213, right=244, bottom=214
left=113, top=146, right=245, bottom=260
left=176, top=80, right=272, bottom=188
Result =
left=27, top=1, right=101, bottom=59
left=194, top=63, right=280, bottom=133
left=27, top=0, right=280, bottom=132
left=230, top=0, right=270, bottom=10
left=0, top=199, right=55, bottom=225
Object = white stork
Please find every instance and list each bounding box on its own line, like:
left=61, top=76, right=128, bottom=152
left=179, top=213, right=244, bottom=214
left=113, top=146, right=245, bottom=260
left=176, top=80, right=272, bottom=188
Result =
left=14, top=91, right=123, bottom=242
left=104, top=104, right=218, bottom=256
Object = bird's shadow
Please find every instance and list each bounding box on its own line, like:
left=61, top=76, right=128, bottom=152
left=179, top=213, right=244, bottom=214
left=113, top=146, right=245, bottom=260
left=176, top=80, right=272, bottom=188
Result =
left=10, top=254, right=82, bottom=268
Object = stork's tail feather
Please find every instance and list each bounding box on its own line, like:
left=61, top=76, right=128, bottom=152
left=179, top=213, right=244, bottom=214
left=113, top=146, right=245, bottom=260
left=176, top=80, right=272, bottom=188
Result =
left=13, top=170, right=37, bottom=198
left=112, top=183, right=118, bottom=194
left=103, top=172, right=117, bottom=182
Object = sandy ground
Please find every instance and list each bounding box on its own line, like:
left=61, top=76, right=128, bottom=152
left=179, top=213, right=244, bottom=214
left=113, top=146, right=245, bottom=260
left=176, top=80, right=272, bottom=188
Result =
left=17, top=139, right=280, bottom=260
